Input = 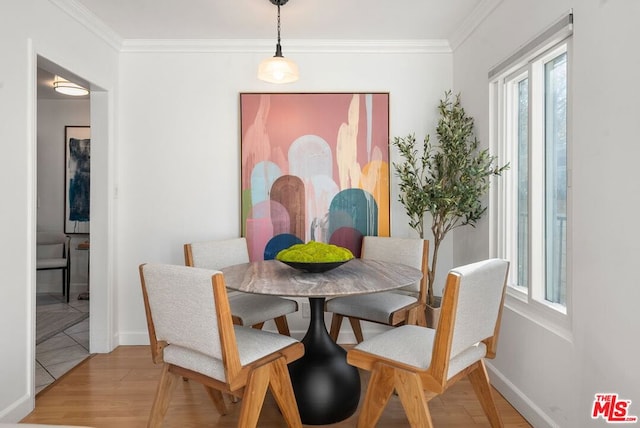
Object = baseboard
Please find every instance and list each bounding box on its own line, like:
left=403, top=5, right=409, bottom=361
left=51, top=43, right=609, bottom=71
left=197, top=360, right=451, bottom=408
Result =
left=116, top=331, right=150, bottom=346
left=0, top=392, right=33, bottom=423
left=485, top=361, right=560, bottom=428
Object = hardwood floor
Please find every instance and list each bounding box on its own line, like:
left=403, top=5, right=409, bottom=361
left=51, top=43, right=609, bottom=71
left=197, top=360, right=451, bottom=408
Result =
left=23, top=346, right=531, bottom=427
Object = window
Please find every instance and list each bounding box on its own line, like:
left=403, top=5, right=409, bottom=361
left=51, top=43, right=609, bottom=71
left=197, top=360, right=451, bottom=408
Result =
left=490, top=14, right=572, bottom=325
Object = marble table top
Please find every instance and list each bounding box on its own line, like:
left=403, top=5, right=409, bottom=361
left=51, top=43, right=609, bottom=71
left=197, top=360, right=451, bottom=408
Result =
left=220, top=259, right=423, bottom=298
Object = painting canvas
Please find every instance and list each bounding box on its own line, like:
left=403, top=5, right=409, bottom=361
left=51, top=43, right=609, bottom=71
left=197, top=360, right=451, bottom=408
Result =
left=64, top=126, right=90, bottom=234
left=240, top=93, right=390, bottom=261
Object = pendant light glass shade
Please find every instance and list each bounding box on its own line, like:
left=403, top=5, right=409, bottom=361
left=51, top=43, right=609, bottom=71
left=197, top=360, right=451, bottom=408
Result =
left=258, top=54, right=299, bottom=84
left=53, top=75, right=89, bottom=96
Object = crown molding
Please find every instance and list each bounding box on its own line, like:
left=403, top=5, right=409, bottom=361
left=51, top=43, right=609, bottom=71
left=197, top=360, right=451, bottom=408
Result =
left=50, top=0, right=123, bottom=51
left=448, top=0, right=503, bottom=52
left=120, top=39, right=451, bottom=54
left=51, top=0, right=452, bottom=55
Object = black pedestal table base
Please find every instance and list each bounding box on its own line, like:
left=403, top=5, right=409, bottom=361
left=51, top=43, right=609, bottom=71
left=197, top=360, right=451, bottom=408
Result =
left=288, top=297, right=360, bottom=425
left=219, top=259, right=423, bottom=424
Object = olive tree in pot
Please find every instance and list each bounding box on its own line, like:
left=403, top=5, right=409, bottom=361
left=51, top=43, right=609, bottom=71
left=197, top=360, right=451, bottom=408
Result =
left=392, top=90, right=508, bottom=327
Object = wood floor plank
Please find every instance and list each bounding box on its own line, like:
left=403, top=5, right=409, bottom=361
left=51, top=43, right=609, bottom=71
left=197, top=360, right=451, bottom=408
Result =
left=23, top=346, right=531, bottom=427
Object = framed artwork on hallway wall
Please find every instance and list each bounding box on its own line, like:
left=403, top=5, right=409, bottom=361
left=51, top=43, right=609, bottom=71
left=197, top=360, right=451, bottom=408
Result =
left=64, top=126, right=90, bottom=234
left=240, top=92, right=390, bottom=262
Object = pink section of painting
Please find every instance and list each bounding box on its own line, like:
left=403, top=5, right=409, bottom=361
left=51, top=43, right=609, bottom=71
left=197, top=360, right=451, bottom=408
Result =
left=240, top=93, right=389, bottom=261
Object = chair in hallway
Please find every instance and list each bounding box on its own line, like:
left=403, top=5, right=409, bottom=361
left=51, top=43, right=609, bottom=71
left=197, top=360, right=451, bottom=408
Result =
left=139, top=263, right=303, bottom=428
left=347, top=258, right=510, bottom=427
left=184, top=237, right=298, bottom=336
left=326, top=236, right=429, bottom=343
left=36, top=231, right=71, bottom=302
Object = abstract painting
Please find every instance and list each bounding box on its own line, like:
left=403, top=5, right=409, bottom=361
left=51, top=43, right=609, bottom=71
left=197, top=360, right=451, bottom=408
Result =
left=64, top=126, right=90, bottom=234
left=240, top=93, right=390, bottom=261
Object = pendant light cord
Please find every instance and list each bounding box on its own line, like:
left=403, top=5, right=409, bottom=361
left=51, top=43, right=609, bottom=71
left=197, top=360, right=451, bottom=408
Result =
left=274, top=1, right=283, bottom=56
left=277, top=2, right=281, bottom=46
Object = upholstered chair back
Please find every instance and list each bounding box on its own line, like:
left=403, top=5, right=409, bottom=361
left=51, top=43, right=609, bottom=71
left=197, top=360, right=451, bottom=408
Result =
left=361, top=236, right=426, bottom=294
left=36, top=231, right=69, bottom=259
left=36, top=231, right=68, bottom=247
left=187, top=237, right=249, bottom=270
left=141, top=264, right=224, bottom=363
left=446, top=258, right=509, bottom=377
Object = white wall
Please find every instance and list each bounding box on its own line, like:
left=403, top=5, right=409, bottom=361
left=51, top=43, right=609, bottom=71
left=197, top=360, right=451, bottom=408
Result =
left=115, top=48, right=453, bottom=343
left=37, top=98, right=90, bottom=290
left=0, top=0, right=118, bottom=421
left=453, top=0, right=640, bottom=426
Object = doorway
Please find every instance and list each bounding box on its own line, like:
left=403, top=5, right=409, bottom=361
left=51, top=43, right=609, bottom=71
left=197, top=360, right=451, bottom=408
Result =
left=35, top=59, right=92, bottom=392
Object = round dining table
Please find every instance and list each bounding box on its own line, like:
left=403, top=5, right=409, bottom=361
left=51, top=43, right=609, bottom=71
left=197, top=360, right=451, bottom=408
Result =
left=221, top=258, right=423, bottom=425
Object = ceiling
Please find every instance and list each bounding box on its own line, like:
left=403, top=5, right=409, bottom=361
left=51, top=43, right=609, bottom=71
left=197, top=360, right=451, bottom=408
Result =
left=39, top=0, right=488, bottom=99
left=73, top=0, right=486, bottom=41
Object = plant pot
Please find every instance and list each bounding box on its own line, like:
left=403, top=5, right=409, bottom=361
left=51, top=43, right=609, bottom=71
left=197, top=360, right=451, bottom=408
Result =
left=425, top=296, right=442, bottom=329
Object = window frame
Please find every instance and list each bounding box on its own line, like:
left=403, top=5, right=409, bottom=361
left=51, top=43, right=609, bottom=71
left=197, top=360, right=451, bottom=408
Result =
left=489, top=15, right=573, bottom=339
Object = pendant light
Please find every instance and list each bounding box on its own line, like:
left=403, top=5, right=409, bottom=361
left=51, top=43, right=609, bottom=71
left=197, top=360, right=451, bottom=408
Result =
left=258, top=0, right=299, bottom=84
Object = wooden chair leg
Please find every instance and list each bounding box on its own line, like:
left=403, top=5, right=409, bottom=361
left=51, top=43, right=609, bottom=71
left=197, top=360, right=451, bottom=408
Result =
left=238, top=363, right=270, bottom=428
left=416, top=304, right=428, bottom=327
left=468, top=360, right=503, bottom=428
left=274, top=315, right=291, bottom=336
left=395, top=369, right=433, bottom=428
left=203, top=385, right=227, bottom=415
left=329, top=313, right=343, bottom=341
left=357, top=364, right=396, bottom=428
left=348, top=317, right=365, bottom=343
left=251, top=322, right=265, bottom=330
left=148, top=364, right=180, bottom=428
left=268, top=357, right=302, bottom=427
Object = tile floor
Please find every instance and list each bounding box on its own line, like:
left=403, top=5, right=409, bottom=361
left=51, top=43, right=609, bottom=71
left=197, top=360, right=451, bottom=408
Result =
left=35, top=291, right=90, bottom=394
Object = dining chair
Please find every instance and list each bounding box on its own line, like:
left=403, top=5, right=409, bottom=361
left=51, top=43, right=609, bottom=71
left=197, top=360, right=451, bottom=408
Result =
left=184, top=237, right=298, bottom=336
left=326, top=236, right=429, bottom=343
left=36, top=231, right=71, bottom=302
left=139, top=263, right=304, bottom=428
left=347, top=258, right=510, bottom=428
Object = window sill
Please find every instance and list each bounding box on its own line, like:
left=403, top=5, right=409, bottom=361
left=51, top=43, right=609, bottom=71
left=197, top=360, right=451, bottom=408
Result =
left=504, top=290, right=573, bottom=343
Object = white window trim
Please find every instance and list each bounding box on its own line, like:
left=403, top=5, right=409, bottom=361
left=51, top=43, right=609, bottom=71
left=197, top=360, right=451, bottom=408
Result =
left=489, top=12, right=573, bottom=341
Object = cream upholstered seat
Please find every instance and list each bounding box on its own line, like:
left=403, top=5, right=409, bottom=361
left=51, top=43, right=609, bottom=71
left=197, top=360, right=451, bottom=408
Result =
left=326, top=236, right=429, bottom=343
left=184, top=237, right=298, bottom=336
left=139, top=263, right=303, bottom=428
left=36, top=231, right=71, bottom=302
left=347, top=258, right=510, bottom=427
